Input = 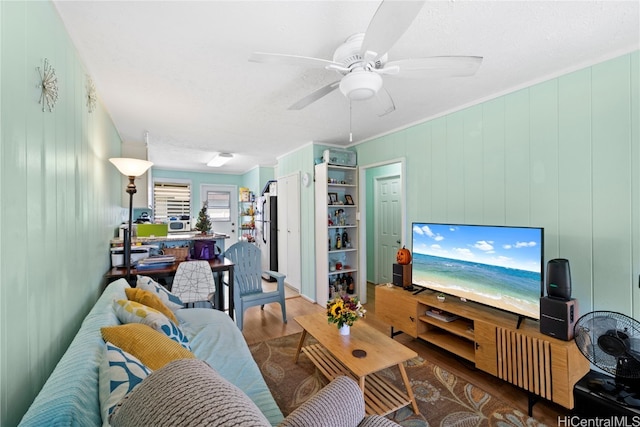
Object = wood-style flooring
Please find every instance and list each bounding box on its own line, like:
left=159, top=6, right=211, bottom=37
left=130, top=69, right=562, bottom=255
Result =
left=242, top=282, right=566, bottom=426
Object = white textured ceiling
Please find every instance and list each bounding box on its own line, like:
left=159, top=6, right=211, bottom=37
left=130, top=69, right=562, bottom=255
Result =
left=53, top=1, right=639, bottom=174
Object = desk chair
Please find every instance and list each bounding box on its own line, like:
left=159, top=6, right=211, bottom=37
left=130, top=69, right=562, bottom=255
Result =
left=171, top=260, right=216, bottom=308
left=224, top=241, right=287, bottom=330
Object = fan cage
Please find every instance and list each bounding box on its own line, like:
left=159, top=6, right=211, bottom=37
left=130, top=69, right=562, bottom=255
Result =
left=574, top=311, right=640, bottom=379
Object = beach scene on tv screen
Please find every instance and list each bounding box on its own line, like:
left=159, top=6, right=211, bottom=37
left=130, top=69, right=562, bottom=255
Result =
left=412, top=223, right=542, bottom=319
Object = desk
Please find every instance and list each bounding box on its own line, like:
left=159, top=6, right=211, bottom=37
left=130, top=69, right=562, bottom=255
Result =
left=105, top=257, right=235, bottom=320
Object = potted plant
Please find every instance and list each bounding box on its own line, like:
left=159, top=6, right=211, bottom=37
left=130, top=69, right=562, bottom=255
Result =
left=437, top=292, right=446, bottom=302
left=194, top=202, right=212, bottom=235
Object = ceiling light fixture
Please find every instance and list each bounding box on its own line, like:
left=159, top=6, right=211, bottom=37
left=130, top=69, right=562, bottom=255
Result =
left=207, top=153, right=233, bottom=167
left=339, top=69, right=382, bottom=101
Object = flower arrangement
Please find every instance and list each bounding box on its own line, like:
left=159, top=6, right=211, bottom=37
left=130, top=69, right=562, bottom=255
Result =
left=326, top=294, right=366, bottom=328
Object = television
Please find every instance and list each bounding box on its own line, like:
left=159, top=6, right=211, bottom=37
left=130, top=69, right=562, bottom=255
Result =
left=411, top=222, right=544, bottom=320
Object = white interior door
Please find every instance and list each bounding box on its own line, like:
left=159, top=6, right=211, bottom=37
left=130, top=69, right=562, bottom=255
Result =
left=375, top=175, right=401, bottom=284
left=277, top=173, right=301, bottom=291
left=200, top=184, right=238, bottom=241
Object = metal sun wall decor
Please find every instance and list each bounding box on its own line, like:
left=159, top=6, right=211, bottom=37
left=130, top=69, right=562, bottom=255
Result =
left=37, top=58, right=59, bottom=112
left=86, top=75, right=97, bottom=113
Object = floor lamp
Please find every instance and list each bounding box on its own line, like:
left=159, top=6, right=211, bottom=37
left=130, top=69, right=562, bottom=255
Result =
left=110, top=157, right=153, bottom=284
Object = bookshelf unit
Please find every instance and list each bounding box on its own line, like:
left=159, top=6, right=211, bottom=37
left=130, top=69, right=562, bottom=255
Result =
left=315, top=163, right=359, bottom=305
left=239, top=197, right=255, bottom=242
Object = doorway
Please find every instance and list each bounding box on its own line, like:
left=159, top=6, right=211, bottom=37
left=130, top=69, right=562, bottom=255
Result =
left=374, top=174, right=402, bottom=284
left=358, top=160, right=405, bottom=303
left=200, top=184, right=238, bottom=241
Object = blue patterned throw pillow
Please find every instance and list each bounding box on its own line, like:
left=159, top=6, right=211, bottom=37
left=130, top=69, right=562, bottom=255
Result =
left=136, top=275, right=184, bottom=311
left=113, top=299, right=191, bottom=350
left=99, top=342, right=151, bottom=424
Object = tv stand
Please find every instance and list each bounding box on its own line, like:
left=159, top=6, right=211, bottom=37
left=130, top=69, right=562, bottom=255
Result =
left=412, top=285, right=426, bottom=295
left=375, top=284, right=590, bottom=411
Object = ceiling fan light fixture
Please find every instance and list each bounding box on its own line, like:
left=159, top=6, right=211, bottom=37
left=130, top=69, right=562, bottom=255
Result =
left=339, top=71, right=382, bottom=101
left=207, top=153, right=233, bottom=167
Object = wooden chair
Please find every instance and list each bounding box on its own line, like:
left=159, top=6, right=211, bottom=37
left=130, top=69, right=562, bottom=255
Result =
left=170, top=260, right=216, bottom=308
left=224, top=241, right=287, bottom=330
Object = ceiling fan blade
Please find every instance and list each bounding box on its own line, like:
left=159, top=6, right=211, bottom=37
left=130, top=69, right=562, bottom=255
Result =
left=385, top=56, right=483, bottom=78
left=249, top=52, right=340, bottom=69
left=375, top=87, right=396, bottom=117
left=288, top=81, right=341, bottom=110
left=361, top=0, right=426, bottom=61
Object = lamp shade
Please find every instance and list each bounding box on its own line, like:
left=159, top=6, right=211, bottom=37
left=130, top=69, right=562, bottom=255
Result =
left=109, top=158, right=153, bottom=177
left=207, top=153, right=233, bottom=167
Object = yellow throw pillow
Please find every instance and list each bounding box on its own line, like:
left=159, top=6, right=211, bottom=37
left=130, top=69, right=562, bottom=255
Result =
left=125, top=287, right=179, bottom=324
left=101, top=323, right=195, bottom=371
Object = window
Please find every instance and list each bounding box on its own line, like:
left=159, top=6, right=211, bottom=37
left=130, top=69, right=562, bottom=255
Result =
left=206, top=191, right=231, bottom=221
left=153, top=182, right=191, bottom=222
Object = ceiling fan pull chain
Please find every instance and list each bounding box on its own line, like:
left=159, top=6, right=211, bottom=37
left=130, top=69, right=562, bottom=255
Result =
left=349, top=100, right=353, bottom=143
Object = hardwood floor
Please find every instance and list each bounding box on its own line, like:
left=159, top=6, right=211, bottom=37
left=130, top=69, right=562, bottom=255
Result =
left=242, top=283, right=567, bottom=426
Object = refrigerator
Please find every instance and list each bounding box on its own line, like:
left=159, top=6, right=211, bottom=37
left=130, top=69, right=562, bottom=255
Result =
left=256, top=181, right=278, bottom=281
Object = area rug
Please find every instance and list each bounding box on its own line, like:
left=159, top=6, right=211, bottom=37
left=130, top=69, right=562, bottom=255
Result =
left=249, top=333, right=546, bottom=427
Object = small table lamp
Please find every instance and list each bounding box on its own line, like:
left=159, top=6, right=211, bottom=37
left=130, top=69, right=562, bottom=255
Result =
left=109, top=157, right=153, bottom=283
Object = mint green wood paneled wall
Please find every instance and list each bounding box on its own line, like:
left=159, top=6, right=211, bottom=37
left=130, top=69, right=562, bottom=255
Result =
left=241, top=166, right=275, bottom=196
left=1, top=2, right=123, bottom=425
left=276, top=143, right=315, bottom=299
left=633, top=51, right=640, bottom=319
left=356, top=52, right=640, bottom=319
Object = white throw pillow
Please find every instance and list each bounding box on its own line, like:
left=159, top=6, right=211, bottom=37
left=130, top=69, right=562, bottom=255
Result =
left=112, top=299, right=191, bottom=350
left=136, top=275, right=184, bottom=311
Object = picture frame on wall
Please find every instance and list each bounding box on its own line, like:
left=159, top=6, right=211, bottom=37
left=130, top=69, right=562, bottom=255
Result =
left=344, top=195, right=354, bottom=205
left=328, top=192, right=338, bottom=204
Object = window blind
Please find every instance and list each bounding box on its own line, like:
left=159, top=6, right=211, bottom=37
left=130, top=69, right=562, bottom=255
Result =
left=206, top=191, right=231, bottom=221
left=153, top=182, right=191, bottom=221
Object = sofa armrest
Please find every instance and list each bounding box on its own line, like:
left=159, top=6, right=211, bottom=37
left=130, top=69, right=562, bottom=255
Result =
left=278, top=376, right=365, bottom=427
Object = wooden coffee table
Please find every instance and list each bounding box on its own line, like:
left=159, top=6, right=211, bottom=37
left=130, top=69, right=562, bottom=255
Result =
left=294, top=312, right=420, bottom=416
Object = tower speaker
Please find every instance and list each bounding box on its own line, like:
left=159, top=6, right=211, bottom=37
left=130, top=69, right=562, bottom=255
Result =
left=546, top=258, right=571, bottom=300
left=540, top=297, right=578, bottom=341
left=392, top=263, right=412, bottom=289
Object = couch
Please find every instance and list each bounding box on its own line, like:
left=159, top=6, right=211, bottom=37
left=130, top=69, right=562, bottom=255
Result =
left=19, top=278, right=401, bottom=427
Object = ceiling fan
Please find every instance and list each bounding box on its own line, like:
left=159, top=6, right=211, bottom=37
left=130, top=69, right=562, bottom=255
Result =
left=249, top=0, right=483, bottom=116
